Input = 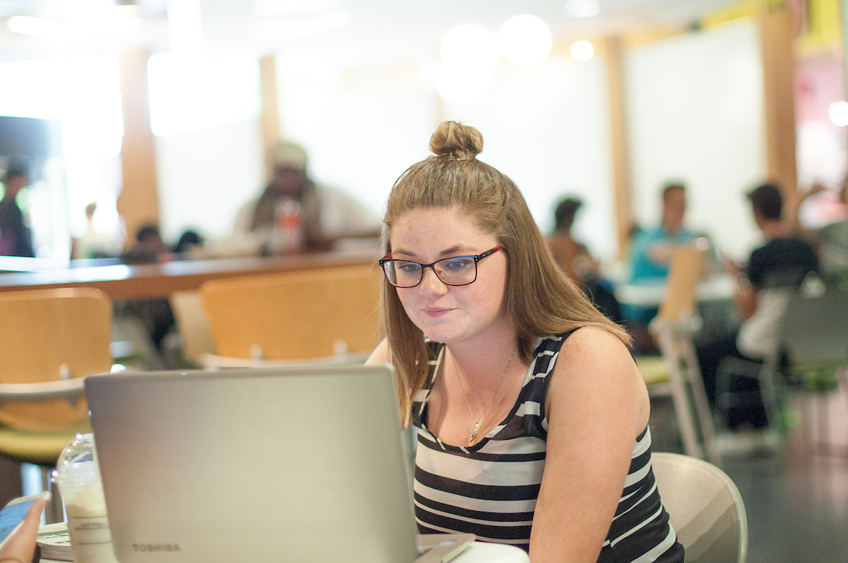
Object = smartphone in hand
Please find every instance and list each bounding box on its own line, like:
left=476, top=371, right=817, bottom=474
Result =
left=0, top=492, right=50, bottom=544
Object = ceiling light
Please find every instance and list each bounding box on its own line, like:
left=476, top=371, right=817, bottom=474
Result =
left=7, top=16, right=62, bottom=38
left=570, top=40, right=594, bottom=61
left=498, top=15, right=552, bottom=67
left=434, top=60, right=490, bottom=105
left=564, top=0, right=600, bottom=18
left=440, top=24, right=500, bottom=71
left=829, top=101, right=848, bottom=127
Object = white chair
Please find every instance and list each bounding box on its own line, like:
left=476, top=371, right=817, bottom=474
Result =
left=779, top=291, right=848, bottom=451
left=713, top=288, right=795, bottom=438
left=636, top=247, right=716, bottom=462
left=652, top=452, right=748, bottom=563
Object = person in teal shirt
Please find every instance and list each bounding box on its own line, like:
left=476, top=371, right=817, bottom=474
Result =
left=628, top=183, right=694, bottom=284
left=624, top=183, right=695, bottom=329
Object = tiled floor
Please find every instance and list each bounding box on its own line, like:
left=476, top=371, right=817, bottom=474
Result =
left=651, top=383, right=848, bottom=563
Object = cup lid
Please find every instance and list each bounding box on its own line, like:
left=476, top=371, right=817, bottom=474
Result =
left=55, top=433, right=96, bottom=478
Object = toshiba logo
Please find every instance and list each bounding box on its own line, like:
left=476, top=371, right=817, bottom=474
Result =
left=132, top=543, right=181, bottom=552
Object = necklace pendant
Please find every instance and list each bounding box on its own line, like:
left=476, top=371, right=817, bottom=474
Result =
left=470, top=422, right=479, bottom=442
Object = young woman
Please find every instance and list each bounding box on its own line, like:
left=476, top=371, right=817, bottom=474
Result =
left=367, top=122, right=683, bottom=563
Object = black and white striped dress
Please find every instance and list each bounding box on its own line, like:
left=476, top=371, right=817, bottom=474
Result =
left=412, top=332, right=685, bottom=562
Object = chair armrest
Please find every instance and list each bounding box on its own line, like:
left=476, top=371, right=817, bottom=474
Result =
left=0, top=378, right=87, bottom=403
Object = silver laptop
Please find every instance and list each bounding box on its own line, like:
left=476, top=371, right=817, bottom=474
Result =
left=84, top=365, right=473, bottom=563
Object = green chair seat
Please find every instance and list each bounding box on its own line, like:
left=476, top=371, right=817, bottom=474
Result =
left=0, top=420, right=91, bottom=465
left=636, top=356, right=671, bottom=386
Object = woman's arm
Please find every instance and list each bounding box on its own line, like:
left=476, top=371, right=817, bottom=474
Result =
left=530, top=327, right=649, bottom=563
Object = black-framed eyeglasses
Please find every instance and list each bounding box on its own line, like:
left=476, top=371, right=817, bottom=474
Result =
left=379, top=246, right=503, bottom=288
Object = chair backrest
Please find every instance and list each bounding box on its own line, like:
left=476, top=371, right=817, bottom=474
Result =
left=780, top=291, right=848, bottom=366
left=657, top=247, right=707, bottom=323
left=0, top=288, right=113, bottom=430
left=169, top=290, right=218, bottom=365
left=652, top=452, right=747, bottom=563
left=199, top=264, right=382, bottom=361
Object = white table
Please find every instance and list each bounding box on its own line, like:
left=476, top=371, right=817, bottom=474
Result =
left=40, top=541, right=530, bottom=563
left=615, top=273, right=736, bottom=308
left=454, top=542, right=530, bottom=562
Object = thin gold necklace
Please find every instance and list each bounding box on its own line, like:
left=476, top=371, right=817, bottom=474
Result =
left=451, top=345, right=517, bottom=444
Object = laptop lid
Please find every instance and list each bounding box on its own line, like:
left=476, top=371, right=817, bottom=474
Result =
left=85, top=365, right=424, bottom=563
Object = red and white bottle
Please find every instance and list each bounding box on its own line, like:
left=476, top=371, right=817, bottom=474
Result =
left=273, top=198, right=303, bottom=255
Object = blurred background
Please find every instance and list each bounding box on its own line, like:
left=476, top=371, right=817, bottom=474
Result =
left=2, top=4, right=848, bottom=562
left=0, top=0, right=844, bottom=268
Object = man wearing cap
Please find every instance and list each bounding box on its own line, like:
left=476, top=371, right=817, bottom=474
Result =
left=232, top=140, right=380, bottom=255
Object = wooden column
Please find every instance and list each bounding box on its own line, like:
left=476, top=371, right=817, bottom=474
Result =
left=603, top=36, right=634, bottom=260
left=259, top=54, right=281, bottom=182
left=117, top=49, right=160, bottom=247
left=760, top=4, right=798, bottom=200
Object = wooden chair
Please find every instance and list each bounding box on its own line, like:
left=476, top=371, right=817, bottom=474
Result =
left=199, top=264, right=382, bottom=366
left=0, top=288, right=114, bottom=521
left=652, top=452, right=748, bottom=563
left=635, top=247, right=716, bottom=462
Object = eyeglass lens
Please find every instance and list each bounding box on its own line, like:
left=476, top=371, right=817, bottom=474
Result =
left=384, top=256, right=477, bottom=287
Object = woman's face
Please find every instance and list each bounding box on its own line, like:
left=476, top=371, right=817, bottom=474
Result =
left=389, top=206, right=510, bottom=346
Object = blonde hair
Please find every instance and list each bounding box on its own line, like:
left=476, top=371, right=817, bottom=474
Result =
left=381, top=121, right=630, bottom=425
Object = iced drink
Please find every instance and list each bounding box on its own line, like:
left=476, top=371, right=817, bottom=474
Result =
left=55, top=434, right=119, bottom=563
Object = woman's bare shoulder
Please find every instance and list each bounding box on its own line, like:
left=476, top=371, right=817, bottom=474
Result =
left=549, top=326, right=648, bottom=430
left=559, top=326, right=633, bottom=365
left=551, top=326, right=643, bottom=398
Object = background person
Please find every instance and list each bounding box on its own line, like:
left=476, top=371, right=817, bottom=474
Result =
left=697, top=183, right=819, bottom=430
left=120, top=224, right=172, bottom=265
left=173, top=229, right=205, bottom=258
left=367, top=121, right=683, bottom=562
left=231, top=140, right=381, bottom=254
left=622, top=183, right=696, bottom=353
left=626, top=182, right=693, bottom=287
left=547, top=196, right=599, bottom=281
left=548, top=196, right=622, bottom=324
left=117, top=224, right=176, bottom=360
left=0, top=160, right=34, bottom=258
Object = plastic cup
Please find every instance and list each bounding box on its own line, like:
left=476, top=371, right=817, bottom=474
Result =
left=54, top=433, right=119, bottom=563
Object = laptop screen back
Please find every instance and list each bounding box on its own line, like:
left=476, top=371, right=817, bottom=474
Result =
left=85, top=365, right=419, bottom=563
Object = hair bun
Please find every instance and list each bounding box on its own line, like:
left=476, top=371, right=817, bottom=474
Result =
left=429, top=121, right=483, bottom=161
